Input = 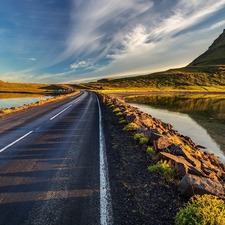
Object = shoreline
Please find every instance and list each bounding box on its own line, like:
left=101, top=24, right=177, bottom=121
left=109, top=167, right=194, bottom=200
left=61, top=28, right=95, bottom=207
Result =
left=99, top=91, right=225, bottom=199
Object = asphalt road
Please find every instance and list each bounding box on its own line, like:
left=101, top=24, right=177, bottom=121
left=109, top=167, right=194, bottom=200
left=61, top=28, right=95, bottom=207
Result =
left=0, top=91, right=112, bottom=225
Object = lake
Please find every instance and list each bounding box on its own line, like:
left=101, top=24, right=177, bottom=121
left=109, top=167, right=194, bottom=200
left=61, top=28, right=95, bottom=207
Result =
left=0, top=93, right=54, bottom=109
left=125, top=94, right=225, bottom=163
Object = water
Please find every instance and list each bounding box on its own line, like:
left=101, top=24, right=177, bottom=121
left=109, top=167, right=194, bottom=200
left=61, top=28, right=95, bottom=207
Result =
left=125, top=94, right=225, bottom=163
left=0, top=93, right=53, bottom=109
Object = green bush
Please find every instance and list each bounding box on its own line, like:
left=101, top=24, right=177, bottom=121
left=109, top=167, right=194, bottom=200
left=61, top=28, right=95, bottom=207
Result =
left=107, top=102, right=113, bottom=106
left=139, top=137, right=148, bottom=145
left=134, top=133, right=145, bottom=141
left=146, top=147, right=156, bottom=155
left=175, top=194, right=225, bottom=225
left=119, top=117, right=124, bottom=120
left=122, top=123, right=138, bottom=131
left=116, top=112, right=123, bottom=116
left=148, top=160, right=177, bottom=181
left=109, top=104, right=115, bottom=108
left=119, top=119, right=126, bottom=124
left=113, top=108, right=120, bottom=113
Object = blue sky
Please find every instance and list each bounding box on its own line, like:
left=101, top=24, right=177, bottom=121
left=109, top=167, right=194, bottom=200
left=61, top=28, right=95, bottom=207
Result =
left=0, top=0, right=225, bottom=84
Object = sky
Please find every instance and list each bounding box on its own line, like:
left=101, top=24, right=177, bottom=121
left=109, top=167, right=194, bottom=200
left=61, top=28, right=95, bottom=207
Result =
left=0, top=0, right=225, bottom=84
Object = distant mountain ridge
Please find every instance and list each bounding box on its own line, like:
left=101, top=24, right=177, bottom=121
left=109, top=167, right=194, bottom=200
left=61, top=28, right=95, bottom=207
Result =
left=189, top=29, right=225, bottom=66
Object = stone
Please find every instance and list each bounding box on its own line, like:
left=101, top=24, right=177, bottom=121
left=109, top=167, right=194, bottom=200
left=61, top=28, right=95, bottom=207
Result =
left=167, top=144, right=184, bottom=156
left=149, top=132, right=163, bottom=145
left=178, top=174, right=225, bottom=197
left=159, top=152, right=206, bottom=178
left=156, top=136, right=173, bottom=150
left=196, top=145, right=207, bottom=149
left=141, top=144, right=148, bottom=152
left=0, top=111, right=5, bottom=114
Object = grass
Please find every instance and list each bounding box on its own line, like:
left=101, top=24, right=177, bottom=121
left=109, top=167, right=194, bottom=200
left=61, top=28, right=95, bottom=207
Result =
left=146, top=147, right=156, bottom=155
left=119, top=119, right=126, bottom=124
left=134, top=133, right=145, bottom=141
left=80, top=65, right=225, bottom=92
left=148, top=160, right=177, bottom=182
left=116, top=112, right=123, bottom=116
left=139, top=137, right=148, bottom=145
left=112, top=108, right=120, bottom=113
left=0, top=80, right=62, bottom=92
left=123, top=123, right=138, bottom=131
left=175, top=194, right=225, bottom=225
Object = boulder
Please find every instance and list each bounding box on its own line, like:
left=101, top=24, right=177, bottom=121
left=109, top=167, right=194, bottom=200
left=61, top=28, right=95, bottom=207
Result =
left=149, top=132, right=163, bottom=145
left=155, top=136, right=173, bottom=150
left=178, top=174, right=225, bottom=197
left=159, top=152, right=206, bottom=178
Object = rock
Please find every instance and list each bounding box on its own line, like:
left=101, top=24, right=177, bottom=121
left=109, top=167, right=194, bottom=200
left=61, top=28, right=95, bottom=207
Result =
left=149, top=132, right=162, bottom=145
left=159, top=152, right=206, bottom=178
left=168, top=144, right=184, bottom=156
left=141, top=144, right=148, bottom=152
left=0, top=111, right=5, bottom=114
left=208, top=153, right=225, bottom=171
left=178, top=174, right=225, bottom=197
left=196, top=145, right=207, bottom=149
left=156, top=136, right=173, bottom=150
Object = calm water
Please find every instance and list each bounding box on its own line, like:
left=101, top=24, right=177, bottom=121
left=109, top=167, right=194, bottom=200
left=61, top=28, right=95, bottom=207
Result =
left=125, top=94, right=225, bottom=163
left=0, top=93, right=53, bottom=109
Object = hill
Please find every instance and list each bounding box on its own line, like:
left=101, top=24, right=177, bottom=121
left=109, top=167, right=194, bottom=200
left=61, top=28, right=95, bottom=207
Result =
left=189, top=29, right=225, bottom=66
left=82, top=29, right=225, bottom=91
left=0, top=80, right=61, bottom=93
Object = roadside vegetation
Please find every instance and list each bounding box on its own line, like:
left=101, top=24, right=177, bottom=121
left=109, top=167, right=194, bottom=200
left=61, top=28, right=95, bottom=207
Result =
left=175, top=194, right=225, bottom=225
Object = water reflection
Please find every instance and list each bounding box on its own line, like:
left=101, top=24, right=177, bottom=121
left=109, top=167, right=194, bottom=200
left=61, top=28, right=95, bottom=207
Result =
left=0, top=93, right=53, bottom=109
left=125, top=94, right=225, bottom=163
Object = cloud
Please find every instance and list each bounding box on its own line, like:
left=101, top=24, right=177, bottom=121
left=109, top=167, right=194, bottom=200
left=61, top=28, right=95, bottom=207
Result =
left=70, top=59, right=94, bottom=70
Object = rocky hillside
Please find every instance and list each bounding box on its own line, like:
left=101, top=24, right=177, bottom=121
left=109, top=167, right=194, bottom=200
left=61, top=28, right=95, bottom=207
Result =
left=189, top=29, right=225, bottom=66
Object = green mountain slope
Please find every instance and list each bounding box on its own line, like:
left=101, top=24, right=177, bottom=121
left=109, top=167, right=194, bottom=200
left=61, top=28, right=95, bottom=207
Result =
left=189, top=29, right=225, bottom=66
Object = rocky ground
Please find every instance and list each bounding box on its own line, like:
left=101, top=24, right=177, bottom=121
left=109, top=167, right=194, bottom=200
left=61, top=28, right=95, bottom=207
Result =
left=100, top=97, right=187, bottom=225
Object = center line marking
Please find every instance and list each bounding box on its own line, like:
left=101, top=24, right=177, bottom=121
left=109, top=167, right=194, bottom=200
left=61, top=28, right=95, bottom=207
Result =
left=0, top=131, right=33, bottom=153
left=50, top=105, right=72, bottom=120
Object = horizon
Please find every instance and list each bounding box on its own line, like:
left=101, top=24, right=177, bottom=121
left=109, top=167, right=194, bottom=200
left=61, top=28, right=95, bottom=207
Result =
left=0, top=0, right=225, bottom=84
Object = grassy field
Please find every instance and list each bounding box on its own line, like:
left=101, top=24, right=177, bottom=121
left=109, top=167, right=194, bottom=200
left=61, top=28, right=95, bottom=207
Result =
left=0, top=80, right=61, bottom=92
left=83, top=66, right=225, bottom=92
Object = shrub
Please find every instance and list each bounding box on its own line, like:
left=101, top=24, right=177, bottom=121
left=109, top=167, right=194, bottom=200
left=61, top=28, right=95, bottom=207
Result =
left=119, top=119, right=126, bottom=124
left=116, top=112, right=123, bottom=116
left=134, top=133, right=145, bottom=141
left=139, top=137, right=148, bottom=145
left=109, top=104, right=115, bottom=108
left=148, top=160, right=177, bottom=181
left=113, top=108, right=120, bottom=113
left=175, top=194, right=225, bottom=225
left=122, top=123, right=138, bottom=131
left=107, top=102, right=113, bottom=106
left=146, top=147, right=156, bottom=155
left=119, top=117, right=124, bottom=120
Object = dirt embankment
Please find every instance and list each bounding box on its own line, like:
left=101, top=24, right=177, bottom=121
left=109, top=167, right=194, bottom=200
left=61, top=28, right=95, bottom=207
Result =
left=100, top=92, right=225, bottom=199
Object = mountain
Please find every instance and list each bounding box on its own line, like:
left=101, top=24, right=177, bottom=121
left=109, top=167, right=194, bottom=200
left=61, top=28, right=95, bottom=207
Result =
left=82, top=29, right=225, bottom=91
left=189, top=29, right=225, bottom=66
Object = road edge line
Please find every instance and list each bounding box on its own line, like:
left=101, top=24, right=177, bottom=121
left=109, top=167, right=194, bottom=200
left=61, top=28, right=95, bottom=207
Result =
left=97, top=96, right=114, bottom=225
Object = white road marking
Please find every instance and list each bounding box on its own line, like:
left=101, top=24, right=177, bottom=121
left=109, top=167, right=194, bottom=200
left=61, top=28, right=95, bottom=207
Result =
left=50, top=105, right=72, bottom=120
left=0, top=131, right=33, bottom=153
left=97, top=97, right=113, bottom=225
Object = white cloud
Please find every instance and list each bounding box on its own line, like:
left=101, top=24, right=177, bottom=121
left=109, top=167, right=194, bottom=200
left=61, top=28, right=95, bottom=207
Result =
left=70, top=59, right=94, bottom=70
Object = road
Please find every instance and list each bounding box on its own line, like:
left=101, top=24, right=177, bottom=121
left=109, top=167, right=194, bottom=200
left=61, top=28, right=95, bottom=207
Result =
left=0, top=91, right=113, bottom=225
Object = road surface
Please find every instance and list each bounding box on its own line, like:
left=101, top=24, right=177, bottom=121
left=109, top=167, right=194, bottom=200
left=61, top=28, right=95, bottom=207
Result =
left=0, top=91, right=113, bottom=225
